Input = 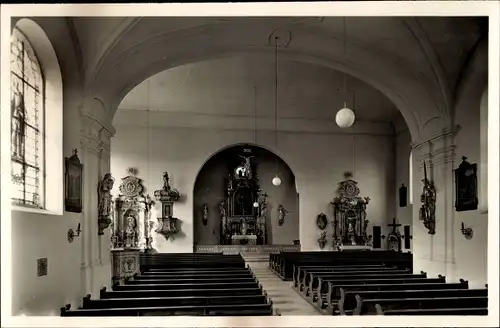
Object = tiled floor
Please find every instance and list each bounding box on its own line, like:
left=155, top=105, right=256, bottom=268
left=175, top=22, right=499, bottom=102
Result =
left=244, top=258, right=321, bottom=316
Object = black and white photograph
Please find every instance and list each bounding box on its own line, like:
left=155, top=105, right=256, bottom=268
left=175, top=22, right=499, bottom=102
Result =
left=1, top=2, right=498, bottom=327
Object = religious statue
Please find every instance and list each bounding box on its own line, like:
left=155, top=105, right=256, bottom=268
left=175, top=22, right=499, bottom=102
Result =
left=347, top=216, right=357, bottom=245
left=419, top=161, right=436, bottom=235
left=163, top=171, right=171, bottom=191
left=202, top=203, right=209, bottom=226
left=125, top=215, right=138, bottom=247
left=98, top=173, right=115, bottom=218
left=11, top=87, right=25, bottom=159
left=228, top=173, right=233, bottom=190
left=318, top=231, right=328, bottom=250
left=277, top=204, right=288, bottom=226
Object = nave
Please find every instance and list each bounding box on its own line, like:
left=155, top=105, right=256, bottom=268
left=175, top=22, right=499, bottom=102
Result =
left=61, top=253, right=277, bottom=316
left=60, top=249, right=488, bottom=317
left=270, top=250, right=489, bottom=316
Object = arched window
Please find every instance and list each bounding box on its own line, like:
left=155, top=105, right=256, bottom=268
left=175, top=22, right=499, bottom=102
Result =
left=409, top=150, right=413, bottom=205
left=10, top=19, right=63, bottom=215
left=10, top=27, right=45, bottom=208
left=479, top=87, right=488, bottom=213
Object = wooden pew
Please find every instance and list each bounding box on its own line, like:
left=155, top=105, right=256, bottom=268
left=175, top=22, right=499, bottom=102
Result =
left=100, top=286, right=264, bottom=299
left=301, top=267, right=407, bottom=295
left=113, top=281, right=260, bottom=291
left=82, top=293, right=268, bottom=309
left=141, top=268, right=250, bottom=275
left=137, top=272, right=254, bottom=279
left=326, top=279, right=467, bottom=314
left=129, top=277, right=256, bottom=284
left=293, top=264, right=389, bottom=287
left=300, top=269, right=412, bottom=296
left=341, top=288, right=488, bottom=315
left=375, top=304, right=488, bottom=315
left=272, top=251, right=412, bottom=280
left=320, top=273, right=433, bottom=311
left=61, top=302, right=274, bottom=316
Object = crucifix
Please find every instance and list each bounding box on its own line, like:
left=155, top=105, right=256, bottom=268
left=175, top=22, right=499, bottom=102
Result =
left=388, top=218, right=401, bottom=233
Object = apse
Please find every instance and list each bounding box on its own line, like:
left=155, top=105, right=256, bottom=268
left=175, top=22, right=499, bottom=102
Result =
left=193, top=144, right=299, bottom=247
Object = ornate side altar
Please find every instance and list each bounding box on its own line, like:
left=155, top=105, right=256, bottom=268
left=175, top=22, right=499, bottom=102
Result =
left=330, top=172, right=371, bottom=250
left=110, top=168, right=152, bottom=284
left=220, top=150, right=267, bottom=245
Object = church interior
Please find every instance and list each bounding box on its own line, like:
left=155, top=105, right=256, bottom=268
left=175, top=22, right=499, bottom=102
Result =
left=3, top=11, right=495, bottom=320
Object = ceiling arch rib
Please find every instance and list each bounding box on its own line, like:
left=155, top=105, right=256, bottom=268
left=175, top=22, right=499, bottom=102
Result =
left=402, top=17, right=453, bottom=113
left=91, top=19, right=451, bottom=142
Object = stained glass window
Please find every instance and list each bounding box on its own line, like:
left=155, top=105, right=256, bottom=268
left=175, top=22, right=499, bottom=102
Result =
left=10, top=27, right=45, bottom=208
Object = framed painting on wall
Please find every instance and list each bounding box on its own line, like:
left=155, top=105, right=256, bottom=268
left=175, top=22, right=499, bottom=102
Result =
left=454, top=156, right=478, bottom=212
left=65, top=149, right=83, bottom=213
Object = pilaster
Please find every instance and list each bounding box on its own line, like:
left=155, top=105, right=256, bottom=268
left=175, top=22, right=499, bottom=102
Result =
left=412, top=128, right=457, bottom=279
left=78, top=106, right=116, bottom=297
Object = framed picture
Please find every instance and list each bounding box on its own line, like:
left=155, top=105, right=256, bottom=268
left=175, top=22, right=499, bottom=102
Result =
left=65, top=149, right=83, bottom=213
left=454, top=156, right=478, bottom=212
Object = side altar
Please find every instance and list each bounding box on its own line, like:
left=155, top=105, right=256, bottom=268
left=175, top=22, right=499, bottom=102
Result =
left=331, top=172, right=372, bottom=251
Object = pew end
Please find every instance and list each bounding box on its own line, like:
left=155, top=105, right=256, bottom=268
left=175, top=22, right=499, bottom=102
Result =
left=100, top=287, right=107, bottom=298
left=375, top=304, right=384, bottom=315
left=60, top=304, right=71, bottom=316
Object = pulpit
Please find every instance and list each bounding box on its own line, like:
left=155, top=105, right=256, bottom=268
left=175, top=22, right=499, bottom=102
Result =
left=154, top=172, right=181, bottom=241
left=331, top=172, right=371, bottom=250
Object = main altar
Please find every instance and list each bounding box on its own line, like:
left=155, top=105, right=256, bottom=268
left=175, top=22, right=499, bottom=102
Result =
left=219, top=150, right=267, bottom=245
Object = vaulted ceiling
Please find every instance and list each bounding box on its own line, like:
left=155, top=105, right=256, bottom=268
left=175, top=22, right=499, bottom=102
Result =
left=67, top=16, right=487, bottom=132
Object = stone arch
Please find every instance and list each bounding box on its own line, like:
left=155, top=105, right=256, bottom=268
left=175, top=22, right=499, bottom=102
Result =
left=98, top=21, right=450, bottom=143
left=193, top=142, right=299, bottom=194
left=192, top=142, right=300, bottom=246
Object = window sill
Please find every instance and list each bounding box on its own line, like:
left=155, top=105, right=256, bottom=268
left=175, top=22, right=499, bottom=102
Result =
left=11, top=205, right=63, bottom=216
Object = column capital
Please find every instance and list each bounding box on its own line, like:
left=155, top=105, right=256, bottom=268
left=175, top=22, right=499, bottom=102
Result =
left=79, top=105, right=116, bottom=154
left=412, top=126, right=458, bottom=169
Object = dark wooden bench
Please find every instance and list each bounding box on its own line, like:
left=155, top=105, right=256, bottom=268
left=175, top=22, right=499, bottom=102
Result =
left=141, top=268, right=250, bottom=274
left=375, top=304, right=488, bottom=315
left=136, top=272, right=254, bottom=280
left=344, top=288, right=488, bottom=315
left=325, top=279, right=468, bottom=314
left=82, top=293, right=268, bottom=309
left=300, top=269, right=412, bottom=296
left=113, top=281, right=260, bottom=291
left=293, top=264, right=389, bottom=287
left=320, top=273, right=433, bottom=310
left=101, top=286, right=264, bottom=299
left=130, top=277, right=256, bottom=284
left=271, top=251, right=412, bottom=280
left=302, top=268, right=409, bottom=295
left=61, top=302, right=274, bottom=316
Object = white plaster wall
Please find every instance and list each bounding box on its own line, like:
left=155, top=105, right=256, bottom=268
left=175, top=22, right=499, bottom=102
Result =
left=9, top=18, right=111, bottom=316
left=395, top=128, right=413, bottom=251
left=111, top=117, right=397, bottom=253
left=411, top=41, right=488, bottom=289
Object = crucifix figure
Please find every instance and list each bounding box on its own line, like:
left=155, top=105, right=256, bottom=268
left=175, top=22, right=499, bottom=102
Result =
left=387, top=218, right=402, bottom=252
left=388, top=218, right=401, bottom=233
left=238, top=154, right=255, bottom=178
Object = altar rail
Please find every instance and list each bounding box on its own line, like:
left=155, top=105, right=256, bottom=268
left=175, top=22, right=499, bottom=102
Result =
left=195, top=244, right=301, bottom=254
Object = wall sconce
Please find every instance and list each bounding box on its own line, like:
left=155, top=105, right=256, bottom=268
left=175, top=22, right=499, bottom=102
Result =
left=460, top=222, right=473, bottom=240
left=68, top=223, right=81, bottom=243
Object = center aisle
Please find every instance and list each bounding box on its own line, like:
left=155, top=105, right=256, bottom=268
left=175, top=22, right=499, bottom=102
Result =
left=243, top=255, right=321, bottom=316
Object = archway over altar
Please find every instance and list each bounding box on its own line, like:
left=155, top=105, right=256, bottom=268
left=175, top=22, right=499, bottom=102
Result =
left=193, top=144, right=299, bottom=251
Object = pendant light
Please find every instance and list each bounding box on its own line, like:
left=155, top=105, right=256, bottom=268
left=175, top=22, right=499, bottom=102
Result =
left=335, top=17, right=356, bottom=128
left=253, top=86, right=260, bottom=208
left=272, top=36, right=281, bottom=186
